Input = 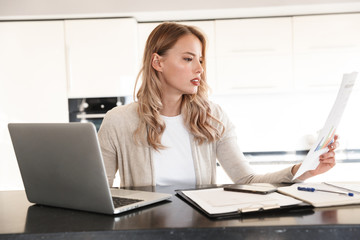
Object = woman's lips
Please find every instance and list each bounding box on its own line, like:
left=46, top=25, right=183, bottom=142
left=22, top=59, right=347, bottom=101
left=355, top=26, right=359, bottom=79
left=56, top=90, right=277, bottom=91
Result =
left=191, top=78, right=200, bottom=86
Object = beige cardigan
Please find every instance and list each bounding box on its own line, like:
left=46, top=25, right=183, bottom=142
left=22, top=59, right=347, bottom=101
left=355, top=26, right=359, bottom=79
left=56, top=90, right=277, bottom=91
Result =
left=98, top=102, right=298, bottom=187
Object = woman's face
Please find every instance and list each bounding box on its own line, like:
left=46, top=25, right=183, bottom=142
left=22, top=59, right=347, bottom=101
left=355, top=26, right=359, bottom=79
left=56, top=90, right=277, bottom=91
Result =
left=156, top=34, right=204, bottom=97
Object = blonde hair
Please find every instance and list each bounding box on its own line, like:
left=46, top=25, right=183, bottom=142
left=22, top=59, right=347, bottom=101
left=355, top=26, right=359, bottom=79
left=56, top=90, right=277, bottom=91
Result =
left=134, top=22, right=224, bottom=150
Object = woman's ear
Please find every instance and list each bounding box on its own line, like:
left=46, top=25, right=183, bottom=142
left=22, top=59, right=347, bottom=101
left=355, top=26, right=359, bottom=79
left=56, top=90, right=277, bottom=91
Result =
left=151, top=53, right=163, bottom=72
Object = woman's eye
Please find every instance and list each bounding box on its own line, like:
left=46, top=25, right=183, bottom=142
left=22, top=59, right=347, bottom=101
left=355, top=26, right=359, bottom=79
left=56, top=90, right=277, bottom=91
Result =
left=184, top=58, right=193, bottom=62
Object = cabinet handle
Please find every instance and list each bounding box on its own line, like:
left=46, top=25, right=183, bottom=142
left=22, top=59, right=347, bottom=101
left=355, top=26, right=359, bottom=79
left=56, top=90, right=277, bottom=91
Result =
left=65, top=45, right=72, bottom=93
left=309, top=45, right=356, bottom=50
left=230, top=48, right=275, bottom=54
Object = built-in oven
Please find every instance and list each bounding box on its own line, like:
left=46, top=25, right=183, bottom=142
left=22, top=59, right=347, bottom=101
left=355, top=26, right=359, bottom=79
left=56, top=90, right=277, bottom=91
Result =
left=68, top=97, right=129, bottom=131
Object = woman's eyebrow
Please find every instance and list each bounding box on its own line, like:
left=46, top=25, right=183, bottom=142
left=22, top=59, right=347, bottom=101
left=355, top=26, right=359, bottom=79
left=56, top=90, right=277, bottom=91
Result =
left=182, top=51, right=203, bottom=58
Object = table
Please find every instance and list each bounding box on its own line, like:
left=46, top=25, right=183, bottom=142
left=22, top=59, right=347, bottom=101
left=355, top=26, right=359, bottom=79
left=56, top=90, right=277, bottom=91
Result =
left=1, top=185, right=360, bottom=239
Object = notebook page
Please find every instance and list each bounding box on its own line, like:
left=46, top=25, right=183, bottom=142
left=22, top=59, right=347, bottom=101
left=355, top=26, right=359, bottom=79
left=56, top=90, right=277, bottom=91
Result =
left=278, top=183, right=360, bottom=207
left=182, top=188, right=302, bottom=214
left=324, top=182, right=360, bottom=194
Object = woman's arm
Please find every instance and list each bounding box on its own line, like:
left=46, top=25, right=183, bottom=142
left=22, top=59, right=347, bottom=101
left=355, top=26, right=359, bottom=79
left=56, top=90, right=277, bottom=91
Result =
left=98, top=113, right=119, bottom=187
left=214, top=103, right=296, bottom=184
left=214, top=103, right=339, bottom=184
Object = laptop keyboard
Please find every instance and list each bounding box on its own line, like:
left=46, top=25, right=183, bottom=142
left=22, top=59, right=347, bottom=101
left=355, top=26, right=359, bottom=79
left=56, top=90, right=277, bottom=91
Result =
left=112, top=196, right=143, bottom=208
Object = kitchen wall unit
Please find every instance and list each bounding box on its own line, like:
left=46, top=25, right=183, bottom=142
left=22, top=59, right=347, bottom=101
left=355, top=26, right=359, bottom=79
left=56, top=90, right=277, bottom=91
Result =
left=0, top=21, right=68, bottom=190
left=1, top=13, right=359, bottom=190
left=293, top=13, right=360, bottom=88
left=65, top=18, right=138, bottom=98
left=136, top=22, right=159, bottom=96
left=137, top=21, right=216, bottom=89
left=137, top=22, right=159, bottom=75
left=214, top=17, right=293, bottom=93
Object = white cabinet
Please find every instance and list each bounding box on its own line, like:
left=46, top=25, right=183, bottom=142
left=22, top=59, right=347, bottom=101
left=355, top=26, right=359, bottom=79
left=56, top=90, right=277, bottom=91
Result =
left=293, top=13, right=360, bottom=88
left=184, top=21, right=216, bottom=91
left=215, top=18, right=293, bottom=93
left=65, top=18, right=138, bottom=98
left=137, top=22, right=160, bottom=69
left=137, top=21, right=216, bottom=91
left=0, top=21, right=68, bottom=190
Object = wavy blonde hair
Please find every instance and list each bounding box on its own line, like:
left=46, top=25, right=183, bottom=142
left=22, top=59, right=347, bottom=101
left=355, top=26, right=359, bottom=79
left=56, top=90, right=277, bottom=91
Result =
left=134, top=22, right=224, bottom=150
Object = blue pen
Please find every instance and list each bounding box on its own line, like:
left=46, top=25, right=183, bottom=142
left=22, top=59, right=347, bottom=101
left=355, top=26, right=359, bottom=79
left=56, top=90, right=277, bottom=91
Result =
left=297, top=186, right=354, bottom=197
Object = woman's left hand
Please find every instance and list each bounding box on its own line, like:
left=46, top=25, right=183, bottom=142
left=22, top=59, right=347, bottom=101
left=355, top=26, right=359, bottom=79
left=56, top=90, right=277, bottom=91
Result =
left=293, top=135, right=339, bottom=180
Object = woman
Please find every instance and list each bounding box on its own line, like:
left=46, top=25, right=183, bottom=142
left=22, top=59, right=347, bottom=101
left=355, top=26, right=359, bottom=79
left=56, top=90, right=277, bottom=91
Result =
left=98, top=22, right=338, bottom=187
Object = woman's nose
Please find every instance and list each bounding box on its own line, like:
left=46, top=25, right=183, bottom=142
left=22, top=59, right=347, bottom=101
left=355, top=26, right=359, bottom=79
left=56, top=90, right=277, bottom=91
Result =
left=195, top=61, right=204, bottom=74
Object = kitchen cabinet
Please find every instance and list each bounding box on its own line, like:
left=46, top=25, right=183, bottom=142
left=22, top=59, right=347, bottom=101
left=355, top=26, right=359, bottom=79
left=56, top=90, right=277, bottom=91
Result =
left=0, top=21, right=68, bottom=190
left=185, top=21, right=217, bottom=91
left=137, top=22, right=160, bottom=71
left=215, top=17, right=293, bottom=93
left=137, top=21, right=216, bottom=91
left=136, top=22, right=159, bottom=96
left=65, top=18, right=138, bottom=98
left=293, top=13, right=360, bottom=88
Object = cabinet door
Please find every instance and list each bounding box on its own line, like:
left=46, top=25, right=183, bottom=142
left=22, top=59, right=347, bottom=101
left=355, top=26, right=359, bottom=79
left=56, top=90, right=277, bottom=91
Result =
left=0, top=21, right=68, bottom=190
left=65, top=18, right=138, bottom=98
left=181, top=21, right=216, bottom=92
left=137, top=21, right=216, bottom=92
left=215, top=18, right=293, bottom=93
left=137, top=22, right=160, bottom=62
left=137, top=22, right=161, bottom=72
left=293, top=14, right=360, bottom=87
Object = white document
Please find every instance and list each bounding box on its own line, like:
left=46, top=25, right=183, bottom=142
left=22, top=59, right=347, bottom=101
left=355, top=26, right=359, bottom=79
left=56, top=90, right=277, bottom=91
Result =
left=293, top=72, right=358, bottom=179
left=278, top=183, right=360, bottom=207
left=182, top=188, right=302, bottom=214
left=324, top=182, right=360, bottom=194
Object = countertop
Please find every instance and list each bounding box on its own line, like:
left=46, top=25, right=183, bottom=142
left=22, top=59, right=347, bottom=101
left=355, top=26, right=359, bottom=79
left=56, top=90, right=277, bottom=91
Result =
left=1, top=185, right=360, bottom=239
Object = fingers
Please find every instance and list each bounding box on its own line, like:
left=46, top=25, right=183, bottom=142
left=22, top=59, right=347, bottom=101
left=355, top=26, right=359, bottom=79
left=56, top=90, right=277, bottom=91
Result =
left=319, top=150, right=336, bottom=167
left=319, top=151, right=336, bottom=164
left=328, top=135, right=339, bottom=151
left=314, top=135, right=339, bottom=174
left=320, top=150, right=335, bottom=160
left=320, top=157, right=336, bottom=165
left=320, top=158, right=336, bottom=167
left=328, top=141, right=339, bottom=150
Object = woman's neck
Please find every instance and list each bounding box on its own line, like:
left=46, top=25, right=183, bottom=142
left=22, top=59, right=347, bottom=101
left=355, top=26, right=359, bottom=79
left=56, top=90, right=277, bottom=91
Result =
left=160, top=95, right=182, bottom=117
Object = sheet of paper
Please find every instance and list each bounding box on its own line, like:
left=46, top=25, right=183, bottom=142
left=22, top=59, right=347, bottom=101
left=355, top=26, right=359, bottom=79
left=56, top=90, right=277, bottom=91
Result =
left=278, top=183, right=360, bottom=207
left=293, top=72, right=358, bottom=179
left=182, top=188, right=302, bottom=214
left=324, top=182, right=360, bottom=194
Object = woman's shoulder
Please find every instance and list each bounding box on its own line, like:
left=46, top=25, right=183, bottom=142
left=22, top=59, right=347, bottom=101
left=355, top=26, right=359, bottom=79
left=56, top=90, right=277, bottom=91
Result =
left=208, top=100, right=233, bottom=128
left=208, top=101, right=225, bottom=117
left=102, top=102, right=139, bottom=127
left=106, top=101, right=137, bottom=115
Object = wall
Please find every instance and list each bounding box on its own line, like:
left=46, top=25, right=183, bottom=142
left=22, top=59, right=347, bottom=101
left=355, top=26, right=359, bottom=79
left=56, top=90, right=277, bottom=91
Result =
left=1, top=0, right=360, bottom=21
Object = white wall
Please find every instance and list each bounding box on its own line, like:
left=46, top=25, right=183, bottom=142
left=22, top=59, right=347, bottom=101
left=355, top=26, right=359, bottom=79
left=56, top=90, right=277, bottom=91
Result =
left=212, top=85, right=360, bottom=184
left=1, top=0, right=360, bottom=21
left=0, top=21, right=69, bottom=190
left=211, top=87, right=360, bottom=152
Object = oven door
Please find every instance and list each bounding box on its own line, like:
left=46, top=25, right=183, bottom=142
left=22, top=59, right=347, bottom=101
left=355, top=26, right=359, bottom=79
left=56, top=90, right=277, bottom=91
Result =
left=68, top=97, right=126, bottom=131
left=76, top=113, right=106, bottom=131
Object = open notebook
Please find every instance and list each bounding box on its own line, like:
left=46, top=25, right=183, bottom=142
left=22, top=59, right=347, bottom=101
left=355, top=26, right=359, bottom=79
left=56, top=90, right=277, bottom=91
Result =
left=175, top=185, right=307, bottom=218
left=278, top=183, right=360, bottom=208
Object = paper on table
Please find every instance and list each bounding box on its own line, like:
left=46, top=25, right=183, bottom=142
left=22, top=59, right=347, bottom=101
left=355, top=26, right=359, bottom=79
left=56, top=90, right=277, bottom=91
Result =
left=278, top=183, right=360, bottom=207
left=182, top=188, right=302, bottom=214
left=293, top=72, right=358, bottom=179
left=324, top=182, right=360, bottom=194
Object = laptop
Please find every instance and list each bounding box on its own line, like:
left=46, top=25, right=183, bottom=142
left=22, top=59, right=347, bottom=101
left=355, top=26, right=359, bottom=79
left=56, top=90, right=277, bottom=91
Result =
left=8, top=122, right=171, bottom=215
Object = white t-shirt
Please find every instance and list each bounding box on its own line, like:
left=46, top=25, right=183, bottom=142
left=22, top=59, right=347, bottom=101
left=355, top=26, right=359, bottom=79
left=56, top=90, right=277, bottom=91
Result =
left=153, top=115, right=196, bottom=186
